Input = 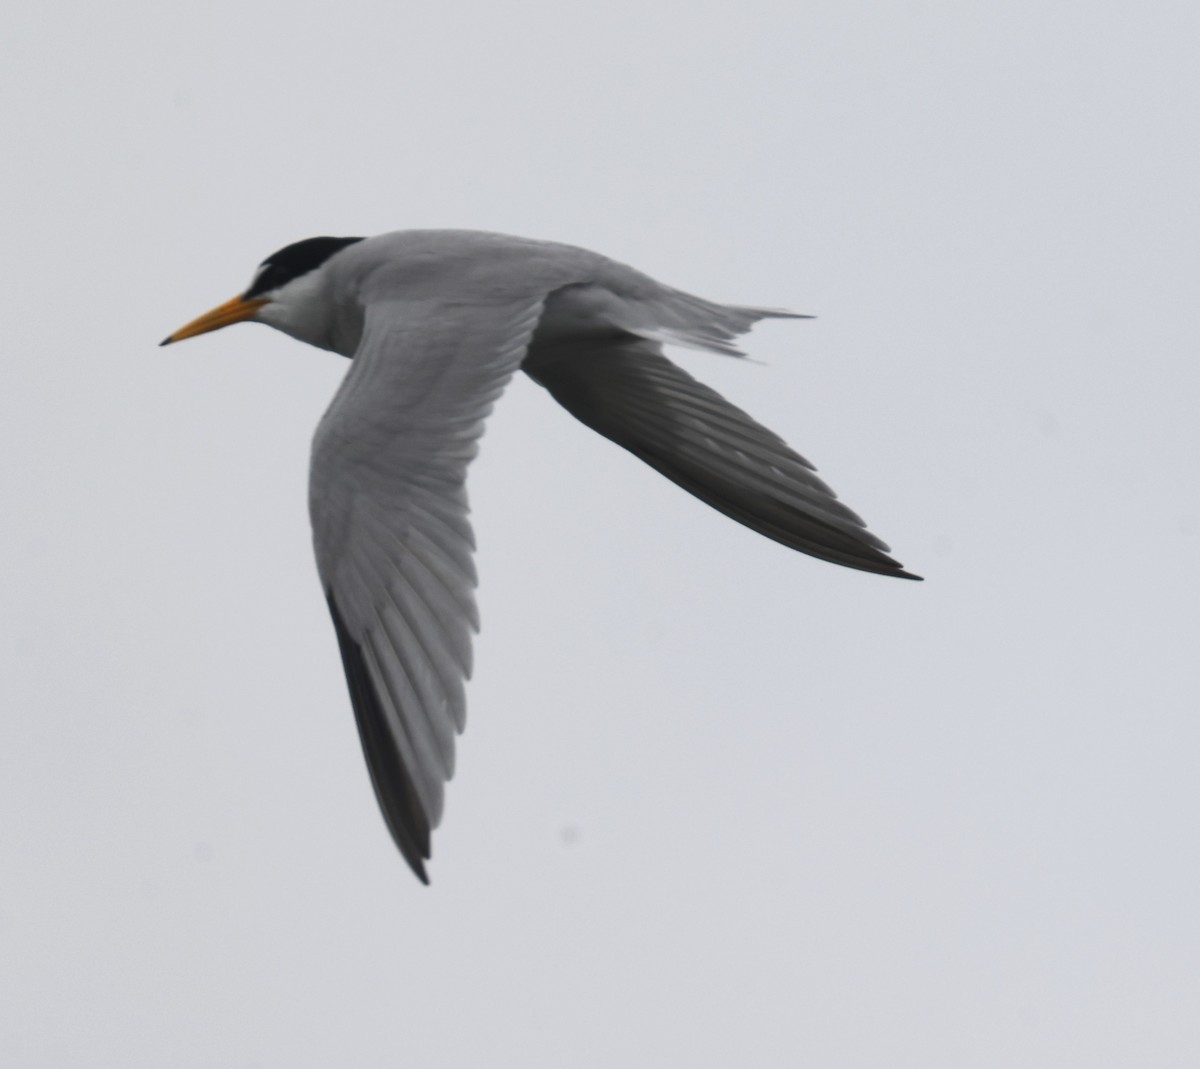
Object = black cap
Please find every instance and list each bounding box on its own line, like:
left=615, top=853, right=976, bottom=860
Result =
left=244, top=236, right=365, bottom=299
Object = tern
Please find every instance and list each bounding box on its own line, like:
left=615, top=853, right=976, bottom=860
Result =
left=162, top=230, right=919, bottom=882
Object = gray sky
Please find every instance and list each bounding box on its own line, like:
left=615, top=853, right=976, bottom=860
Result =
left=3, top=1, right=1198, bottom=1065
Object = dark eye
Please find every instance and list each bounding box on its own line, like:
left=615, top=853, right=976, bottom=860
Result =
left=245, top=265, right=283, bottom=300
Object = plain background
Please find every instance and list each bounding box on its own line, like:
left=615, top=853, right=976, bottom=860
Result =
left=2, top=2, right=1197, bottom=1066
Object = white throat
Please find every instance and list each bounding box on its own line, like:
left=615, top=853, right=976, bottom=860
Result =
left=255, top=267, right=360, bottom=356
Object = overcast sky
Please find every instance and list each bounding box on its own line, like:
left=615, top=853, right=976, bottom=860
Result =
left=2, top=2, right=1198, bottom=1066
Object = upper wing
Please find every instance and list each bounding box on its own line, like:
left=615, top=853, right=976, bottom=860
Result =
left=311, top=295, right=546, bottom=882
left=522, top=334, right=920, bottom=579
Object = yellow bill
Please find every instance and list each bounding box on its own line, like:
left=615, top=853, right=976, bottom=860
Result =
left=160, top=295, right=267, bottom=346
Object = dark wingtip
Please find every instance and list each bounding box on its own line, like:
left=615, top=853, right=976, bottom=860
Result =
left=158, top=335, right=173, bottom=347
left=326, top=591, right=435, bottom=886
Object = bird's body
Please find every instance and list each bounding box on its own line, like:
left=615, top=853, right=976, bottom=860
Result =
left=164, top=229, right=919, bottom=882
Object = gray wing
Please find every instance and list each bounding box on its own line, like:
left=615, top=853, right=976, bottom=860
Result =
left=311, top=295, right=546, bottom=882
left=522, top=333, right=920, bottom=580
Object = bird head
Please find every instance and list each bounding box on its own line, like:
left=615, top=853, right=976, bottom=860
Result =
left=160, top=236, right=364, bottom=349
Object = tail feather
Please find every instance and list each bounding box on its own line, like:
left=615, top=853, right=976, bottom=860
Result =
left=627, top=293, right=813, bottom=358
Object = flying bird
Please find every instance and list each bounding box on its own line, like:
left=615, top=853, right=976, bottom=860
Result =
left=162, top=230, right=919, bottom=882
